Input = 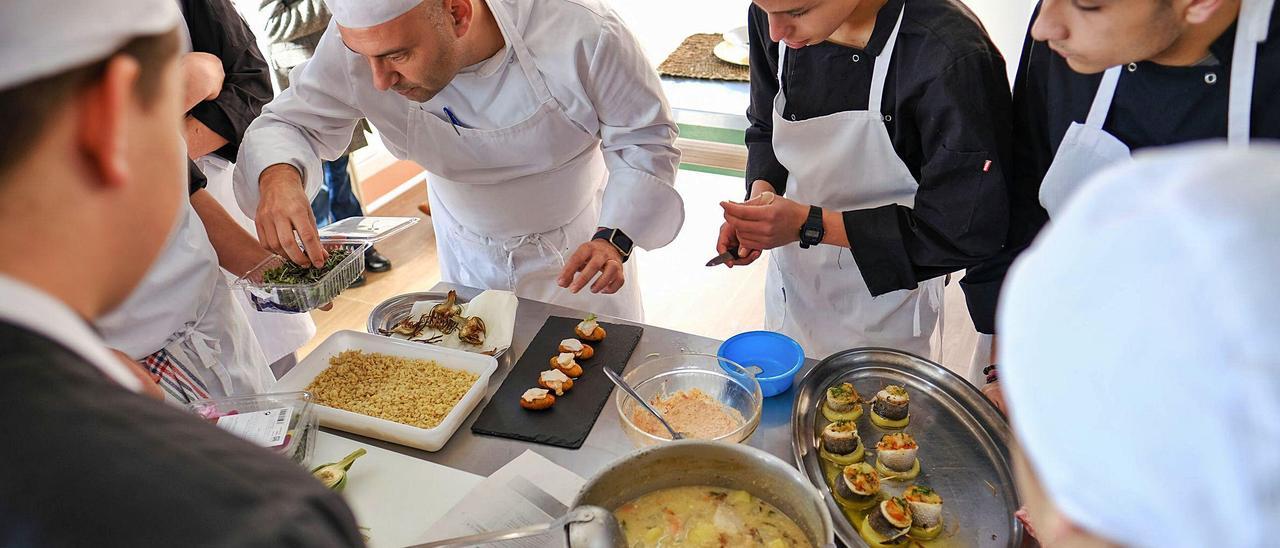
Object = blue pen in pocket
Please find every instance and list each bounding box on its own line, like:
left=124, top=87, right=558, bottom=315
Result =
left=442, top=107, right=466, bottom=135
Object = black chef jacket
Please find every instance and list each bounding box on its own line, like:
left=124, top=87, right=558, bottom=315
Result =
left=181, top=0, right=273, bottom=195
left=745, top=0, right=1013, bottom=296
left=0, top=322, right=364, bottom=547
left=962, top=4, right=1280, bottom=334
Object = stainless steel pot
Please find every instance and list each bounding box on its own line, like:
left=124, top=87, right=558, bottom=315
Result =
left=572, top=440, right=835, bottom=547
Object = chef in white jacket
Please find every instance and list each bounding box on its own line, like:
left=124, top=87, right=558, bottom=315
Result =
left=234, top=0, right=684, bottom=321
left=1000, top=144, right=1280, bottom=546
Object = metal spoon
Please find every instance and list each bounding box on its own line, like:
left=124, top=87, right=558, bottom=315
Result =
left=408, top=505, right=622, bottom=548
left=603, top=367, right=687, bottom=440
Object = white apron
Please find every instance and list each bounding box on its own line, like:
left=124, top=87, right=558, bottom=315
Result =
left=197, top=154, right=316, bottom=365
left=765, top=7, right=944, bottom=361
left=97, top=201, right=275, bottom=403
left=1037, top=0, right=1270, bottom=217
left=406, top=0, right=642, bottom=321
left=968, top=0, right=1274, bottom=383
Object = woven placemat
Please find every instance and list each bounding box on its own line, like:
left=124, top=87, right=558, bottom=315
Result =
left=658, top=33, right=749, bottom=82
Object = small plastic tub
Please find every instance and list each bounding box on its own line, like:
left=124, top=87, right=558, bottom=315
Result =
left=718, top=331, right=805, bottom=397
left=235, top=241, right=369, bottom=313
left=188, top=391, right=319, bottom=466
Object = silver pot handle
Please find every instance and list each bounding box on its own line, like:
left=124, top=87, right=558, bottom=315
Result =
left=407, top=506, right=612, bottom=548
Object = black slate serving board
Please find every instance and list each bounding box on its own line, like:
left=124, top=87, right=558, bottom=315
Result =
left=470, top=316, right=643, bottom=449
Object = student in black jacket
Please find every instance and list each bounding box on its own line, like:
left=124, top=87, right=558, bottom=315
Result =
left=963, top=0, right=1279, bottom=409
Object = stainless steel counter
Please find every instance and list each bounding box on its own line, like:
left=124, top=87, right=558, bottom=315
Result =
left=323, top=282, right=815, bottom=478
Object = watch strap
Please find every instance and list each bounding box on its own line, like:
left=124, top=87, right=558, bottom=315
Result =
left=593, top=228, right=633, bottom=263
left=799, top=205, right=824, bottom=248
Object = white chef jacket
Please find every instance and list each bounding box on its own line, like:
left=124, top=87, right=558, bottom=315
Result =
left=0, top=274, right=143, bottom=393
left=233, top=0, right=682, bottom=251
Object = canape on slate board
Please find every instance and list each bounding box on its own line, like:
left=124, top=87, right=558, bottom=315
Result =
left=470, top=316, right=643, bottom=449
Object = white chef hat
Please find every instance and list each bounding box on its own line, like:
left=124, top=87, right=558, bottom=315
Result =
left=0, top=0, right=182, bottom=91
left=999, top=143, right=1280, bottom=547
left=325, top=0, right=425, bottom=29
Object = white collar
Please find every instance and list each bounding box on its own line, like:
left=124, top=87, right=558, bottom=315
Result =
left=458, top=44, right=512, bottom=79
left=0, top=274, right=143, bottom=392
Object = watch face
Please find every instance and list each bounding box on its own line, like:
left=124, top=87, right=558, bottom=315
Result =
left=614, top=230, right=634, bottom=251
left=804, top=228, right=821, bottom=240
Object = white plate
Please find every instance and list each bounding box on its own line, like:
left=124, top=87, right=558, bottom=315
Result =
left=713, top=40, right=750, bottom=67
left=722, top=25, right=750, bottom=48
left=277, top=330, right=497, bottom=451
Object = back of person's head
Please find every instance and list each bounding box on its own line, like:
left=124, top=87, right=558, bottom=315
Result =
left=0, top=0, right=186, bottom=318
left=999, top=143, right=1280, bottom=547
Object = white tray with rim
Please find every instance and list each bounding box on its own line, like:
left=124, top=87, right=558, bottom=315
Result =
left=277, top=330, right=498, bottom=451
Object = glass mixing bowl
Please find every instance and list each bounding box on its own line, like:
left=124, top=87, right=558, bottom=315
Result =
left=614, top=353, right=763, bottom=447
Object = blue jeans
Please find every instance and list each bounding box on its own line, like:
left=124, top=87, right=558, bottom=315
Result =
left=311, top=154, right=364, bottom=227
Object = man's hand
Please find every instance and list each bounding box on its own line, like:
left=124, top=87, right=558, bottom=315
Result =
left=720, top=191, right=810, bottom=251
left=557, top=239, right=625, bottom=294
left=111, top=349, right=163, bottom=400
left=180, top=52, right=224, bottom=111
left=256, top=163, right=327, bottom=267
left=716, top=221, right=762, bottom=267
left=981, top=380, right=1007, bottom=415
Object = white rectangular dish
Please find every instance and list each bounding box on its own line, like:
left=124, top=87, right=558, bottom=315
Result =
left=276, top=330, right=498, bottom=451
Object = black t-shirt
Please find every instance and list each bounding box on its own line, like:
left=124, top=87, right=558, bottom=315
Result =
left=0, top=322, right=365, bottom=547
left=745, top=0, right=1013, bottom=295
left=961, top=3, right=1280, bottom=334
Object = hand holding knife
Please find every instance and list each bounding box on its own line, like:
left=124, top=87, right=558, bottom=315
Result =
left=709, top=192, right=774, bottom=268
left=705, top=248, right=740, bottom=267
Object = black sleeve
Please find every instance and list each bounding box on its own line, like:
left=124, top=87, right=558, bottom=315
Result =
left=182, top=0, right=273, bottom=162
left=188, top=158, right=208, bottom=195
left=960, top=10, right=1053, bottom=334
left=844, top=50, right=1013, bottom=295
left=744, top=5, right=790, bottom=198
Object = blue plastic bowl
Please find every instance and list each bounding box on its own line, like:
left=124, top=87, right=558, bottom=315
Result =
left=718, top=331, right=805, bottom=397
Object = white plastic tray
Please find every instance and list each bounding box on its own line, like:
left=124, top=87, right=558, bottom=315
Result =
left=277, top=330, right=497, bottom=451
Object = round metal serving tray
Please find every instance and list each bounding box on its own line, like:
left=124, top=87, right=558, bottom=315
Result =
left=366, top=291, right=507, bottom=359
left=791, top=348, right=1022, bottom=547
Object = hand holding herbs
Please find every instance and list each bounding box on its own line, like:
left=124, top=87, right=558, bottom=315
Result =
left=262, top=247, right=352, bottom=284
left=312, top=448, right=366, bottom=492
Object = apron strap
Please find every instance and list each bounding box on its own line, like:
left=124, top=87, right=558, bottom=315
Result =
left=487, top=0, right=554, bottom=105
left=868, top=5, right=907, bottom=115
left=1084, top=66, right=1122, bottom=129
left=500, top=230, right=568, bottom=291
left=1228, top=0, right=1272, bottom=147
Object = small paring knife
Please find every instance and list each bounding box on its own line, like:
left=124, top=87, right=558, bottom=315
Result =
left=705, top=248, right=741, bottom=267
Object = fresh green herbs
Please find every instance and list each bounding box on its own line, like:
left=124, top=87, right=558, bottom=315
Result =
left=262, top=248, right=351, bottom=285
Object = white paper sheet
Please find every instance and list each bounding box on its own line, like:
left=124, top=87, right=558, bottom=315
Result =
left=423, top=450, right=586, bottom=547
left=389, top=290, right=518, bottom=355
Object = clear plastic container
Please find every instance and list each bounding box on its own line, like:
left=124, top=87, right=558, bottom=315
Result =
left=317, top=216, right=419, bottom=243
left=189, top=391, right=319, bottom=466
left=235, top=241, right=370, bottom=313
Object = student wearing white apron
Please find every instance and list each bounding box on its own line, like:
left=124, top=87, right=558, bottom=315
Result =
left=199, top=154, right=316, bottom=368
left=96, top=198, right=276, bottom=403
left=720, top=0, right=1013, bottom=361
left=233, top=0, right=684, bottom=322
left=96, top=5, right=280, bottom=403
left=962, top=0, right=1278, bottom=407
